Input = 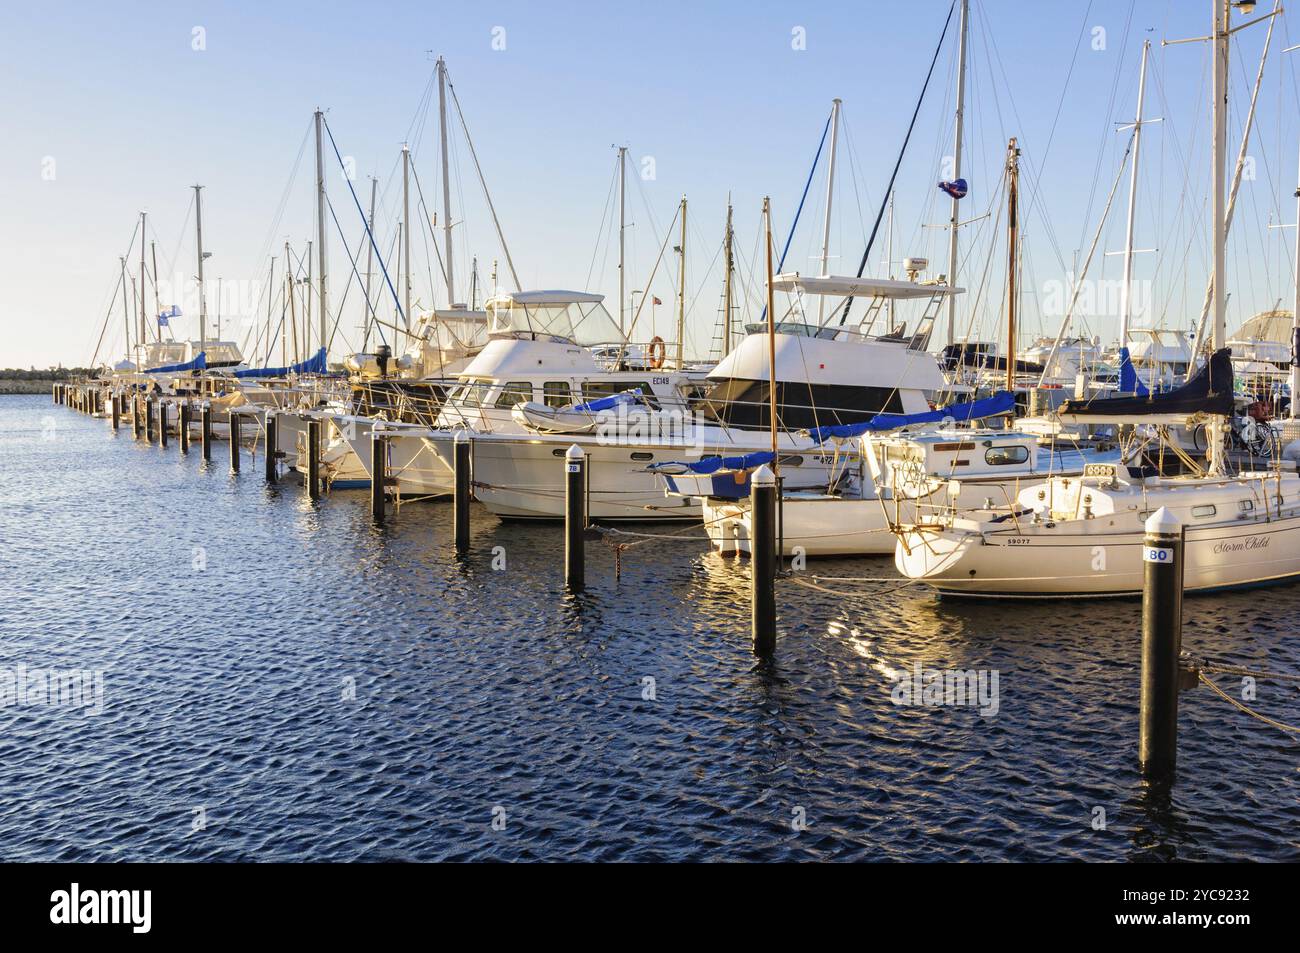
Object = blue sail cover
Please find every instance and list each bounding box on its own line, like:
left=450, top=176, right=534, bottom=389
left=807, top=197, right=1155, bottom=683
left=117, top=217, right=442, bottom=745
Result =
left=1116, top=347, right=1150, bottom=396
left=571, top=388, right=642, bottom=413
left=147, top=351, right=206, bottom=374
left=647, top=450, right=776, bottom=477
left=233, top=347, right=328, bottom=379
left=804, top=390, right=1016, bottom=443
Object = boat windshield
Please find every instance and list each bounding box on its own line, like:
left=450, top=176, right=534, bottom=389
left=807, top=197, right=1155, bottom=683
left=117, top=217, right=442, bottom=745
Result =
left=485, top=292, right=621, bottom=347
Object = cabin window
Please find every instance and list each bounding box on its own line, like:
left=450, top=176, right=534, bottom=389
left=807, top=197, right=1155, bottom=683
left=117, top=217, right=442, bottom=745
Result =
left=544, top=381, right=572, bottom=408
left=1192, top=504, right=1217, bottom=518
left=697, top=378, right=904, bottom=430
left=985, top=445, right=1030, bottom=466
left=494, top=381, right=533, bottom=409
left=630, top=452, right=654, bottom=462
left=581, top=381, right=660, bottom=410
left=1238, top=500, right=1255, bottom=512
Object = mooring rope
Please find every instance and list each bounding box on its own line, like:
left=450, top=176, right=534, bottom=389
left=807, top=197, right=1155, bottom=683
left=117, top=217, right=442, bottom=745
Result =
left=1198, top=672, right=1300, bottom=737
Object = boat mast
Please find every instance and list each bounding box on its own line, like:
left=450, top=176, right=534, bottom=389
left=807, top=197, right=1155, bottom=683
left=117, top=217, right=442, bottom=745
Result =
left=362, top=176, right=377, bottom=349
left=193, top=185, right=207, bottom=365
left=618, top=146, right=628, bottom=334
left=763, top=196, right=779, bottom=476
left=817, top=98, right=841, bottom=325
left=438, top=57, right=455, bottom=305
left=139, top=212, right=148, bottom=350
left=1208, top=0, right=1229, bottom=473
left=287, top=243, right=300, bottom=364
left=946, top=0, right=969, bottom=346
left=885, top=189, right=896, bottom=330
left=722, top=199, right=734, bottom=357
left=150, top=240, right=162, bottom=341
left=314, top=108, right=328, bottom=361
left=402, top=143, right=412, bottom=332
left=1119, top=40, right=1151, bottom=353
left=120, top=256, right=131, bottom=367
left=265, top=256, right=275, bottom=365
left=676, top=196, right=688, bottom=368
left=1005, top=138, right=1020, bottom=394
left=1292, top=138, right=1300, bottom=422
left=305, top=240, right=312, bottom=352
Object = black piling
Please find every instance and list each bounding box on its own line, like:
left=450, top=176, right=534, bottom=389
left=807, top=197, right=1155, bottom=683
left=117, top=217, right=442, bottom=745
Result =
left=179, top=401, right=190, bottom=454
left=145, top=397, right=156, bottom=443
left=307, top=418, right=321, bottom=501
left=370, top=428, right=386, bottom=524
left=131, top=394, right=141, bottom=439
left=264, top=412, right=277, bottom=482
left=1139, top=507, right=1185, bottom=781
left=200, top=402, right=212, bottom=462
left=158, top=401, right=169, bottom=448
left=750, top=464, right=777, bottom=659
left=229, top=411, right=241, bottom=472
left=454, top=432, right=471, bottom=553
left=111, top=391, right=121, bottom=431
left=564, top=444, right=586, bottom=591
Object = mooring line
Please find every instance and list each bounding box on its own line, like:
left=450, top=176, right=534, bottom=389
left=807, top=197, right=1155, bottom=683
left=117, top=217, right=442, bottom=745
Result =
left=1198, top=673, right=1300, bottom=736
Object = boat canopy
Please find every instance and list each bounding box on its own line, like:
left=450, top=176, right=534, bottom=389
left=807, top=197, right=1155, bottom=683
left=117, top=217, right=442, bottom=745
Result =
left=147, top=351, right=206, bottom=374
left=803, top=390, right=1016, bottom=443
left=485, top=290, right=621, bottom=347
left=233, top=347, right=328, bottom=379
left=1059, top=348, right=1234, bottom=419
left=647, top=450, right=776, bottom=477
left=770, top=273, right=964, bottom=300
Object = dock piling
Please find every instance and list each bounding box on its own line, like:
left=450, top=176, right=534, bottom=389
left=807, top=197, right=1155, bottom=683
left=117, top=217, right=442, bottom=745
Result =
left=454, top=431, right=471, bottom=553
left=131, top=394, right=141, bottom=439
left=1139, top=507, right=1184, bottom=780
left=307, top=418, right=321, bottom=501
left=111, top=392, right=121, bottom=431
left=201, top=402, right=212, bottom=462
left=751, top=464, right=777, bottom=659
left=179, top=401, right=190, bottom=454
left=564, top=444, right=586, bottom=591
left=370, top=428, right=386, bottom=524
left=145, top=397, right=156, bottom=444
left=264, top=412, right=277, bottom=482
left=159, top=401, right=169, bottom=448
left=229, top=411, right=241, bottom=472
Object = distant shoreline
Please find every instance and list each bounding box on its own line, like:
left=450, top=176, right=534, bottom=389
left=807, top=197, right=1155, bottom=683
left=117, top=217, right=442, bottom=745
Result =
left=0, top=380, right=60, bottom=394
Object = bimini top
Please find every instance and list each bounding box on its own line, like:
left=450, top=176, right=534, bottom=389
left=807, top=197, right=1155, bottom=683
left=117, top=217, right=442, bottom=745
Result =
left=770, top=273, right=964, bottom=300
left=485, top=290, right=620, bottom=347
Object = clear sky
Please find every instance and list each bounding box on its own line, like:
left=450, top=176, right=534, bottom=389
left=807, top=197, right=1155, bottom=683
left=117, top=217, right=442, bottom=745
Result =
left=3, top=0, right=1300, bottom=368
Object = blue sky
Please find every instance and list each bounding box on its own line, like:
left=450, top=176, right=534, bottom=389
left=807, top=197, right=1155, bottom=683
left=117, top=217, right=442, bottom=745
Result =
left=3, top=1, right=1299, bottom=367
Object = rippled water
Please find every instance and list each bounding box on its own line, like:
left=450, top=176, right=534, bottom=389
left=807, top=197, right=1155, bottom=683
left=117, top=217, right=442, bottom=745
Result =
left=1, top=394, right=1297, bottom=861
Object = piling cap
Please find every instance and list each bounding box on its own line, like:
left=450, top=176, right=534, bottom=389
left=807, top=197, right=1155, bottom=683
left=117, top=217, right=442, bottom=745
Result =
left=454, top=429, right=469, bottom=444
left=1145, top=506, right=1180, bottom=535
left=566, top=443, right=585, bottom=460
left=752, top=464, right=776, bottom=486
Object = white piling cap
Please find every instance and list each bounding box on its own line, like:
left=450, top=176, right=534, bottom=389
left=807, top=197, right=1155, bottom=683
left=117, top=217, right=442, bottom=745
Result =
left=454, top=429, right=469, bottom=444
left=1145, top=506, right=1180, bottom=534
left=566, top=443, right=585, bottom=460
left=752, top=464, right=776, bottom=486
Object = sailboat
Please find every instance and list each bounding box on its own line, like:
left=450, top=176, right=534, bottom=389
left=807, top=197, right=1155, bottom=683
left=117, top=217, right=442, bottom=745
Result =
left=895, top=0, right=1300, bottom=598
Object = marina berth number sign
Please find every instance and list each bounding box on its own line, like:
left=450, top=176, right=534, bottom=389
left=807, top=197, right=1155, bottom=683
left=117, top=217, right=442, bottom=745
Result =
left=1142, top=546, right=1175, bottom=565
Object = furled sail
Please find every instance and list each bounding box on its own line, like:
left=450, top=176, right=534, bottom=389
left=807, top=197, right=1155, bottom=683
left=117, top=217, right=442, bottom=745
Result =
left=1060, top=348, right=1233, bottom=418
left=233, top=347, right=328, bottom=379
left=147, top=351, right=206, bottom=374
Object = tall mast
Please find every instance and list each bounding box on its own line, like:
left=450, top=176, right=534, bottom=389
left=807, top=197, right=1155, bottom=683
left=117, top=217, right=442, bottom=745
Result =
left=763, top=197, right=779, bottom=474
left=946, top=0, right=970, bottom=345
left=618, top=146, right=627, bottom=334
left=1208, top=0, right=1229, bottom=473
left=314, top=108, right=328, bottom=361
left=402, top=143, right=412, bottom=330
left=885, top=189, right=896, bottom=330
left=722, top=199, right=734, bottom=357
left=676, top=196, right=688, bottom=369
left=283, top=241, right=292, bottom=365
left=1119, top=40, right=1151, bottom=352
left=1292, top=138, right=1300, bottom=422
left=193, top=185, right=207, bottom=361
left=139, top=212, right=148, bottom=349
left=305, top=240, right=312, bottom=351
left=817, top=98, right=842, bottom=325
left=287, top=244, right=300, bottom=364
left=120, top=256, right=131, bottom=367
left=438, top=57, right=455, bottom=305
left=150, top=240, right=161, bottom=341
left=1005, top=138, right=1020, bottom=394
left=362, top=175, right=377, bottom=349
left=265, top=256, right=275, bottom=365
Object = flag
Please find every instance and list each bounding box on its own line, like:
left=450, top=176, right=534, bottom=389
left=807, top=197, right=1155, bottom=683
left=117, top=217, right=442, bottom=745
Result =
left=938, top=178, right=968, bottom=200
left=158, top=304, right=182, bottom=327
left=652, top=296, right=663, bottom=306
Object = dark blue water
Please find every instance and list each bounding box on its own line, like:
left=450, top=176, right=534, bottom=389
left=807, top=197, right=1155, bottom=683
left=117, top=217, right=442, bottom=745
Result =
left=2, top=394, right=1297, bottom=861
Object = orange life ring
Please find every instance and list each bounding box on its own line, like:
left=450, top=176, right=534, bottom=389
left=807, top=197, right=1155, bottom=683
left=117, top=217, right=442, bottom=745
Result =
left=648, top=336, right=666, bottom=369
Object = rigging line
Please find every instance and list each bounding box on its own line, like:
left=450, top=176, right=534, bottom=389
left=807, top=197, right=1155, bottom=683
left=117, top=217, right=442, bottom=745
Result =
left=321, top=193, right=371, bottom=356
left=841, top=0, right=957, bottom=326
left=322, top=117, right=408, bottom=329
left=758, top=109, right=833, bottom=324
left=584, top=155, right=620, bottom=291
left=444, top=70, right=521, bottom=290
left=409, top=158, right=450, bottom=295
